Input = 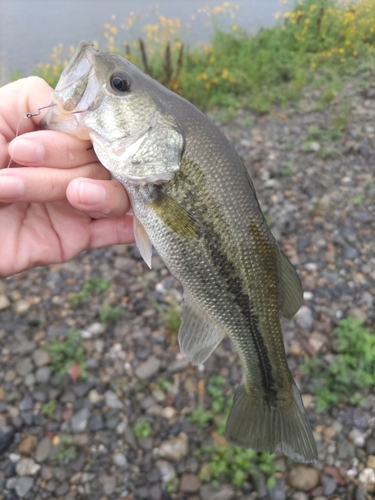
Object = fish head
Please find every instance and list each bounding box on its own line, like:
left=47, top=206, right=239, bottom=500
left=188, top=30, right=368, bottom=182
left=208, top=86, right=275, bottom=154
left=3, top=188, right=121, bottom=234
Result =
left=43, top=40, right=183, bottom=183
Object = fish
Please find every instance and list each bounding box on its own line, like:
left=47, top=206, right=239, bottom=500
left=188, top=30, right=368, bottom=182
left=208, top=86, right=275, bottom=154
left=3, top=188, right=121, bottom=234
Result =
left=42, top=40, right=318, bottom=463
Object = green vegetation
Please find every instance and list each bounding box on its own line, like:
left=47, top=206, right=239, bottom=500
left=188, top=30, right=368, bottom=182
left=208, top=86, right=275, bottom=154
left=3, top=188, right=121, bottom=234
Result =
left=304, top=318, right=375, bottom=411
left=41, top=400, right=57, bottom=420
left=56, top=435, right=78, bottom=463
left=154, top=377, right=172, bottom=392
left=44, top=331, right=86, bottom=379
left=188, top=376, right=276, bottom=489
left=99, top=304, right=125, bottom=324
left=31, top=0, right=375, bottom=113
left=70, top=277, right=110, bottom=306
left=153, top=299, right=181, bottom=334
left=133, top=420, right=152, bottom=439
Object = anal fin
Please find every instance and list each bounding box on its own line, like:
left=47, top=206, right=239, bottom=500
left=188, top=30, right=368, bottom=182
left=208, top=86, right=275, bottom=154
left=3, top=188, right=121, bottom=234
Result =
left=179, top=299, right=224, bottom=365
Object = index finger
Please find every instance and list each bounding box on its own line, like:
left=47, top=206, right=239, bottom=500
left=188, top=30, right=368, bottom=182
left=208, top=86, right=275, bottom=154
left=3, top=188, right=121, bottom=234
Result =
left=0, top=77, right=54, bottom=141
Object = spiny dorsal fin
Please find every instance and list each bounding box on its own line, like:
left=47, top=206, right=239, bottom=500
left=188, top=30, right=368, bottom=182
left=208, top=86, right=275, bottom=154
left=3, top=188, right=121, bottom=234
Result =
left=179, top=298, right=224, bottom=365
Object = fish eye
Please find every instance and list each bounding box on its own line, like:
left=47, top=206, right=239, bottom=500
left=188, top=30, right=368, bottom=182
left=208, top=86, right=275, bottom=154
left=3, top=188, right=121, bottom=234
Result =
left=110, top=72, right=131, bottom=93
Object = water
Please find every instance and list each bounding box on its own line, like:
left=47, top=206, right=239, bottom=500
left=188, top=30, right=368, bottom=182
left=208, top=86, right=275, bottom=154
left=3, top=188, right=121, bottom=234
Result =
left=0, top=0, right=292, bottom=84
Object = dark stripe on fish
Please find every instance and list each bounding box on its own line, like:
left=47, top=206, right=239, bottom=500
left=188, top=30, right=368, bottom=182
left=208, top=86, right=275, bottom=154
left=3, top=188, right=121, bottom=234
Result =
left=205, top=230, right=277, bottom=402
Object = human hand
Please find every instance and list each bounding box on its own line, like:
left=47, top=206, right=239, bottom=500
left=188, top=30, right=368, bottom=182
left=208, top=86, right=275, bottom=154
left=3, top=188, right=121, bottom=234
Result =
left=0, top=76, right=134, bottom=277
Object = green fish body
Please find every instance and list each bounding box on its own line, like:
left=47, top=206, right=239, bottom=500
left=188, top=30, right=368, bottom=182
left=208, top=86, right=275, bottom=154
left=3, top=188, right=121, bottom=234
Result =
left=43, top=41, right=317, bottom=463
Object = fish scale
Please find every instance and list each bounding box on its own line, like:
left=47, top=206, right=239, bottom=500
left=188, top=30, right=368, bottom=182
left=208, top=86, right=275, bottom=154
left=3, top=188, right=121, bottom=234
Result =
left=42, top=40, right=318, bottom=463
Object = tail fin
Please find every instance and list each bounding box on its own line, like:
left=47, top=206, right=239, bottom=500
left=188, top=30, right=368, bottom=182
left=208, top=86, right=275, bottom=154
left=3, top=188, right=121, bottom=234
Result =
left=225, top=383, right=318, bottom=464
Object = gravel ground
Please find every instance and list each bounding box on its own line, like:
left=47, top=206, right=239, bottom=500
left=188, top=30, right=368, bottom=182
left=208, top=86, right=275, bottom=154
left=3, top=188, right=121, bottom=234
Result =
left=0, top=77, right=374, bottom=500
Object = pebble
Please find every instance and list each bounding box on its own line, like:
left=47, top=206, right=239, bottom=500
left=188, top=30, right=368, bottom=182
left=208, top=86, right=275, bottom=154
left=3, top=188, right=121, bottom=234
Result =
left=155, top=460, right=177, bottom=484
left=35, top=367, right=51, bottom=384
left=35, top=437, right=51, bottom=463
left=321, top=474, right=337, bottom=496
left=0, top=294, right=10, bottom=310
left=104, top=390, right=124, bottom=409
left=6, top=476, right=34, bottom=498
left=349, top=428, right=366, bottom=447
left=101, top=475, right=116, bottom=495
left=358, top=468, right=375, bottom=492
left=32, top=349, right=50, bottom=367
left=16, top=358, right=33, bottom=377
left=16, top=457, right=40, bottom=476
left=55, top=481, right=70, bottom=496
left=288, top=466, right=320, bottom=491
left=135, top=357, right=161, bottom=379
left=88, top=413, right=104, bottom=432
left=14, top=299, right=30, bottom=314
left=0, top=425, right=15, bottom=452
left=158, top=433, right=189, bottom=461
left=179, top=473, right=201, bottom=493
left=71, top=408, right=90, bottom=433
left=113, top=452, right=127, bottom=468
left=18, top=435, right=37, bottom=456
left=295, top=306, right=314, bottom=330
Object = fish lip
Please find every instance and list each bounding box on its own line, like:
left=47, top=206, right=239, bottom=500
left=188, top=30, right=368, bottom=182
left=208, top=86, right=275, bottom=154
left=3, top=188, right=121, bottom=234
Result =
left=42, top=41, right=101, bottom=137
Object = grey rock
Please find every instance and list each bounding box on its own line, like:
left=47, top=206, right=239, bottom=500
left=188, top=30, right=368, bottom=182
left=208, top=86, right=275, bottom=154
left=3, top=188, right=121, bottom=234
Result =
left=295, top=306, right=314, bottom=330
left=35, top=437, right=51, bottom=463
left=337, top=439, right=355, bottom=459
left=343, top=246, right=359, bottom=259
left=201, top=484, right=221, bottom=500
left=36, top=367, right=52, bottom=384
left=73, top=380, right=96, bottom=398
left=366, top=437, right=375, bottom=455
left=70, top=453, right=86, bottom=472
left=71, top=408, right=90, bottom=433
left=55, top=481, right=70, bottom=496
left=269, top=477, right=286, bottom=500
left=88, top=414, right=104, bottom=432
left=102, top=476, right=116, bottom=495
left=16, top=358, right=33, bottom=377
left=124, top=425, right=137, bottom=449
left=321, top=474, right=337, bottom=496
left=135, top=357, right=161, bottom=379
left=54, top=466, right=67, bottom=482
left=19, top=395, right=33, bottom=411
left=32, top=350, right=50, bottom=367
left=13, top=341, right=36, bottom=354
left=47, top=325, right=67, bottom=337
left=7, top=476, right=34, bottom=498
left=104, top=390, right=124, bottom=409
left=179, top=473, right=201, bottom=493
left=352, top=211, right=373, bottom=223
left=16, top=458, right=40, bottom=476
left=149, top=483, right=162, bottom=500
left=0, top=425, right=15, bottom=452
left=113, top=452, right=127, bottom=468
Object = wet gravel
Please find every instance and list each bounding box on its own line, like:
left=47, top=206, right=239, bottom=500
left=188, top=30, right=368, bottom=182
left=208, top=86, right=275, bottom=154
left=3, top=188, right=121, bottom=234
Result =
left=0, top=77, right=374, bottom=499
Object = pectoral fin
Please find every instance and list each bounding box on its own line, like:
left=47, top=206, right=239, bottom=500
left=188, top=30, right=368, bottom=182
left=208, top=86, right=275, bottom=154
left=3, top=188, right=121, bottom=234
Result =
left=179, top=299, right=224, bottom=365
left=133, top=216, right=153, bottom=269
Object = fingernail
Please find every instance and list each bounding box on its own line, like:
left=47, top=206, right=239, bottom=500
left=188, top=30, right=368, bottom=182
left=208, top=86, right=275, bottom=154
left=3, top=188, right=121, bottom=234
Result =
left=9, top=138, right=45, bottom=164
left=78, top=182, right=106, bottom=205
left=0, top=175, right=25, bottom=200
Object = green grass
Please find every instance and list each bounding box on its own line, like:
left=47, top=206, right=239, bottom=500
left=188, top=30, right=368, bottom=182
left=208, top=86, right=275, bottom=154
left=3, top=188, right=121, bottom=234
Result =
left=27, top=0, right=375, bottom=114
left=44, top=330, right=86, bottom=379
left=41, top=400, right=57, bottom=420
left=133, top=420, right=152, bottom=439
left=70, top=277, right=110, bottom=306
left=304, top=318, right=375, bottom=411
left=99, top=304, right=125, bottom=324
left=56, top=435, right=78, bottom=463
left=188, top=376, right=276, bottom=489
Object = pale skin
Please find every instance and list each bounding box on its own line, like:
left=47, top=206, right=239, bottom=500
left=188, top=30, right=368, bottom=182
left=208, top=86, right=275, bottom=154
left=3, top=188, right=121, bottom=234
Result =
left=0, top=76, right=135, bottom=278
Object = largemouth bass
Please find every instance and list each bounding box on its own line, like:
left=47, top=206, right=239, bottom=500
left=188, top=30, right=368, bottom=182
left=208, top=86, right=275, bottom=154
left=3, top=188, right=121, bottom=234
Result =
left=43, top=41, right=317, bottom=463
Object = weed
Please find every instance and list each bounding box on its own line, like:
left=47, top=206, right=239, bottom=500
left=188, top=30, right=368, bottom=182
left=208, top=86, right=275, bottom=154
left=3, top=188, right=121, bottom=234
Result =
left=280, top=161, right=296, bottom=177
left=41, top=400, right=57, bottom=420
left=56, top=435, right=77, bottom=463
left=153, top=299, right=181, bottom=334
left=188, top=376, right=276, bottom=488
left=154, top=377, right=172, bottom=392
left=133, top=420, right=152, bottom=439
left=196, top=444, right=277, bottom=489
left=70, top=277, right=110, bottom=306
left=99, top=304, right=124, bottom=324
left=304, top=318, right=375, bottom=411
left=44, top=331, right=87, bottom=379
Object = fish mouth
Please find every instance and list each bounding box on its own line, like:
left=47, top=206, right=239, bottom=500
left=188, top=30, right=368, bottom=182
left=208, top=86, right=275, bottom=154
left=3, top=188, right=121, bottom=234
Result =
left=42, top=41, right=102, bottom=138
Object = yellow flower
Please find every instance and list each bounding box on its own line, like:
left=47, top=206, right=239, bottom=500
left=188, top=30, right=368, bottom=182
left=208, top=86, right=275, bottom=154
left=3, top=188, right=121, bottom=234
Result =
left=339, top=48, right=345, bottom=53
left=104, top=22, right=111, bottom=29
left=221, top=68, right=229, bottom=79
left=274, top=11, right=281, bottom=19
left=205, top=82, right=211, bottom=89
left=110, top=26, right=118, bottom=34
left=232, top=24, right=238, bottom=30
left=353, top=50, right=358, bottom=56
